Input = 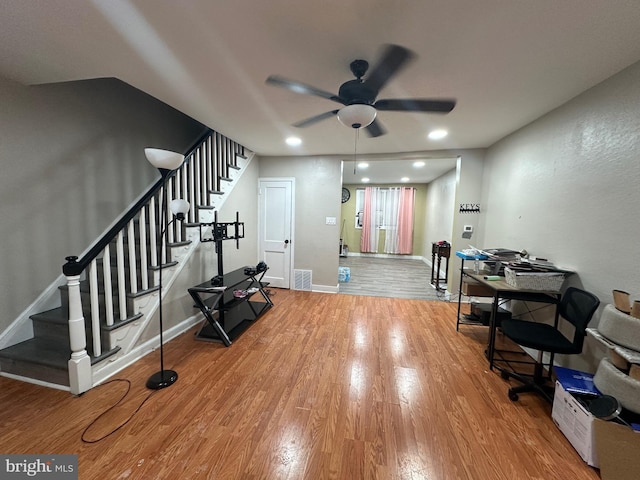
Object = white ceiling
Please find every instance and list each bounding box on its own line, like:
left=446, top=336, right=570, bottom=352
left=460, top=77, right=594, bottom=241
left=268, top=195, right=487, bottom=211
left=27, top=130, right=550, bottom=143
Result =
left=2, top=1, right=640, bottom=184
left=341, top=155, right=458, bottom=184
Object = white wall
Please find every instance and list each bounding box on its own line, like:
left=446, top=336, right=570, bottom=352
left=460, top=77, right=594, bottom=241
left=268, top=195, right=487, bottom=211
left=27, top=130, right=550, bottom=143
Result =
left=479, top=60, right=640, bottom=371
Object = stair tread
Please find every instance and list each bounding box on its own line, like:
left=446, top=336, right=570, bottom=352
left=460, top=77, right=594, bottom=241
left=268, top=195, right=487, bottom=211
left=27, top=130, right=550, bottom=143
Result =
left=0, top=338, right=71, bottom=368
left=31, top=307, right=67, bottom=324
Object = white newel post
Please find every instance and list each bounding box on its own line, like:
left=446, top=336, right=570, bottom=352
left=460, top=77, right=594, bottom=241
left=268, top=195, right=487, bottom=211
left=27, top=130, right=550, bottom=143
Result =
left=64, top=256, right=93, bottom=394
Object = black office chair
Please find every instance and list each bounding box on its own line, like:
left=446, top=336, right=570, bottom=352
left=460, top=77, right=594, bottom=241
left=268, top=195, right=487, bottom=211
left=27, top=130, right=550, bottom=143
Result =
left=500, top=286, right=600, bottom=402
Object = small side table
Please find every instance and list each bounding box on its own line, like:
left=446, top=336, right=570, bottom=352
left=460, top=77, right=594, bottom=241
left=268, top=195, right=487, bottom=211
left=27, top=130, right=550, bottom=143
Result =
left=431, top=243, right=451, bottom=291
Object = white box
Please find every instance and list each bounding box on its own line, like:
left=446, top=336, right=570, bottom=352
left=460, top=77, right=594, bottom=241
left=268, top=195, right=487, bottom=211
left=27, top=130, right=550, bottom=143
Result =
left=551, top=380, right=598, bottom=467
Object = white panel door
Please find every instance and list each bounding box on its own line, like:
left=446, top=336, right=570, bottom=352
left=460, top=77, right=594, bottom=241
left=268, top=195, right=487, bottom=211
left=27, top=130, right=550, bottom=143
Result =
left=258, top=179, right=293, bottom=288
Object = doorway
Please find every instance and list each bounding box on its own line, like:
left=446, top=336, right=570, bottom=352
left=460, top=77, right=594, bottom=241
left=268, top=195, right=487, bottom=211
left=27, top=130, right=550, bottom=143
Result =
left=258, top=178, right=294, bottom=288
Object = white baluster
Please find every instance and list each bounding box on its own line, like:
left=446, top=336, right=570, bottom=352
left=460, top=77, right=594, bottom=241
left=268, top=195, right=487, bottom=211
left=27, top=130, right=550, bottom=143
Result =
left=194, top=148, right=201, bottom=212
left=127, top=219, right=137, bottom=295
left=88, top=259, right=101, bottom=357
left=188, top=159, right=196, bottom=222
left=139, top=208, right=149, bottom=291
left=205, top=141, right=213, bottom=197
left=102, top=244, right=114, bottom=327
left=116, top=230, right=127, bottom=320
left=167, top=178, right=175, bottom=246
left=149, top=197, right=158, bottom=269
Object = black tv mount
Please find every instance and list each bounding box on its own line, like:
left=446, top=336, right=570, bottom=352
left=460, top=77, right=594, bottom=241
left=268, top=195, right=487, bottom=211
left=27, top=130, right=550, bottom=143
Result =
left=199, top=211, right=244, bottom=281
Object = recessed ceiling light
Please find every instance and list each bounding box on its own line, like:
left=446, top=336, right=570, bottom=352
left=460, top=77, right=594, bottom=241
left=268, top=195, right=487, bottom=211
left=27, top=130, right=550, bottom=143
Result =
left=428, top=129, right=448, bottom=140
left=358, top=162, right=369, bottom=169
left=285, top=136, right=302, bottom=146
left=413, top=161, right=425, bottom=168
left=361, top=177, right=370, bottom=183
left=401, top=177, right=410, bottom=182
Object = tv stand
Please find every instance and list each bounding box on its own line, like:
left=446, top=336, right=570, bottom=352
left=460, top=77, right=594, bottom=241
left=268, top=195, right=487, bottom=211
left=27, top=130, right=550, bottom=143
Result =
left=190, top=267, right=273, bottom=346
left=190, top=211, right=272, bottom=346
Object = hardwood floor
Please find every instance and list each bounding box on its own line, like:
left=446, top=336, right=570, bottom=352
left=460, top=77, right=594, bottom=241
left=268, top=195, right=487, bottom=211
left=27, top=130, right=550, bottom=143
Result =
left=0, top=290, right=599, bottom=480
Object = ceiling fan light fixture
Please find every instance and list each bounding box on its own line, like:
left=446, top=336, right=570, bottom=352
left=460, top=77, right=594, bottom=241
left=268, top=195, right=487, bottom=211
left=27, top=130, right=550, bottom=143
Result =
left=337, top=104, right=377, bottom=129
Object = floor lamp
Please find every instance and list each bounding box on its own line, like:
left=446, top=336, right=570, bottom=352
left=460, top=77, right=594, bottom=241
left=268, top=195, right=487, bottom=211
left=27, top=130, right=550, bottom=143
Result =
left=144, top=148, right=188, bottom=390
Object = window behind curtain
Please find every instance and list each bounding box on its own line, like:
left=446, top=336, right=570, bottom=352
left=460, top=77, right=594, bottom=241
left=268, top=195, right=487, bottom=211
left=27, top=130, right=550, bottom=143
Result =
left=357, top=187, right=415, bottom=254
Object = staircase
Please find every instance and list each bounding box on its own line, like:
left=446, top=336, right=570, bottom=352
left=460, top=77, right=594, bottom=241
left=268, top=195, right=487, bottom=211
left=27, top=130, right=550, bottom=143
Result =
left=0, top=130, right=253, bottom=394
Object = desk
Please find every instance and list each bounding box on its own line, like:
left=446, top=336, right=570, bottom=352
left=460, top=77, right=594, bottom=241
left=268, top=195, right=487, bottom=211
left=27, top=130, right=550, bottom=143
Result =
left=456, top=254, right=562, bottom=370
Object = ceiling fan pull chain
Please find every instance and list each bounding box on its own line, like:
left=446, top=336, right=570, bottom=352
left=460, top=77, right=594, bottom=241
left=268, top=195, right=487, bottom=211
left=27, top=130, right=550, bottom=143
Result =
left=353, top=128, right=359, bottom=174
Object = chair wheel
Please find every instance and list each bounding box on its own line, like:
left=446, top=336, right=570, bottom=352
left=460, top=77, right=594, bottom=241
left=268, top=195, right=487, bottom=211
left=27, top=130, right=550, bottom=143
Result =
left=500, top=370, right=510, bottom=380
left=508, top=390, right=519, bottom=401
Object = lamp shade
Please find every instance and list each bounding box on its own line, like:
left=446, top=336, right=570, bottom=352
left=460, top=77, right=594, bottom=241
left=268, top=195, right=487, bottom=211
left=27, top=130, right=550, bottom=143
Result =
left=337, top=104, right=377, bottom=129
left=144, top=148, right=185, bottom=171
left=169, top=198, right=190, bottom=217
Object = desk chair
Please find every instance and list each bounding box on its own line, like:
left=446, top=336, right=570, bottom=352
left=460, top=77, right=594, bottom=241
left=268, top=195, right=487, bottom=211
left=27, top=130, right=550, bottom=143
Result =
left=500, top=286, right=600, bottom=402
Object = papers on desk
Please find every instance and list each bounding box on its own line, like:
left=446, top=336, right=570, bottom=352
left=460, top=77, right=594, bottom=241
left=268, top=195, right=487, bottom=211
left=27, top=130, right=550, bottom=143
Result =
left=482, top=248, right=522, bottom=262
left=506, top=261, right=572, bottom=274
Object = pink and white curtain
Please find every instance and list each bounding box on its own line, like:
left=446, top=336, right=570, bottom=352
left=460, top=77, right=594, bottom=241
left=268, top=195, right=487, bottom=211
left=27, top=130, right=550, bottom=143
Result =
left=396, top=187, right=414, bottom=254
left=360, top=186, right=414, bottom=254
left=360, top=187, right=379, bottom=253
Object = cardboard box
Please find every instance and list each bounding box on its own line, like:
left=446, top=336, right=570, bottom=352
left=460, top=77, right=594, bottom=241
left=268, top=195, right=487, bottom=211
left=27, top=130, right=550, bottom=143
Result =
left=461, top=278, right=493, bottom=297
left=594, top=418, right=640, bottom=480
left=551, top=379, right=598, bottom=467
left=552, top=367, right=640, bottom=476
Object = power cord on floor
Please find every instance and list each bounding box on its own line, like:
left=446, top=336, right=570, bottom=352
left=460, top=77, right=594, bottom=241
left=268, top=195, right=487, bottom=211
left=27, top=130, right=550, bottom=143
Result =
left=80, top=379, right=157, bottom=443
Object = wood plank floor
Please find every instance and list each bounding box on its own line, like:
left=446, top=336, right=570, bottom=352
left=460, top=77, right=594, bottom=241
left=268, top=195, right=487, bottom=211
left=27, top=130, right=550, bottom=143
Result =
left=339, top=256, right=444, bottom=301
left=0, top=290, right=600, bottom=480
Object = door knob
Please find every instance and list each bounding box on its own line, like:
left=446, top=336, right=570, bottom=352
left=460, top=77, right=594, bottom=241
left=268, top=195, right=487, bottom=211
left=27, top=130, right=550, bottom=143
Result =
left=284, top=239, right=289, bottom=245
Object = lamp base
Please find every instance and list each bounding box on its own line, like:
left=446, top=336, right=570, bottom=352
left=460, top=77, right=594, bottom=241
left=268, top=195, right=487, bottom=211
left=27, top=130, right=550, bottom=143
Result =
left=146, top=369, right=178, bottom=390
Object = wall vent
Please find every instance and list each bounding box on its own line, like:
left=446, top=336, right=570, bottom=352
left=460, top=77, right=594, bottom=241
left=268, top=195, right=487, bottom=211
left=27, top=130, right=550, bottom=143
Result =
left=293, top=269, right=312, bottom=291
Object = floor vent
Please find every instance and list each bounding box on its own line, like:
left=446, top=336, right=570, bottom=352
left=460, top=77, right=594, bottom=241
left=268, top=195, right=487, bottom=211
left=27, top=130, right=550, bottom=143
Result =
left=293, top=269, right=312, bottom=291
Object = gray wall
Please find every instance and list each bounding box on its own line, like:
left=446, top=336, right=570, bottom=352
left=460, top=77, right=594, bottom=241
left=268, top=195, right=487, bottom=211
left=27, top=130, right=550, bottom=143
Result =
left=258, top=155, right=342, bottom=290
left=0, top=75, right=207, bottom=333
left=423, top=169, right=456, bottom=252
left=143, top=157, right=260, bottom=340
left=478, top=60, right=640, bottom=372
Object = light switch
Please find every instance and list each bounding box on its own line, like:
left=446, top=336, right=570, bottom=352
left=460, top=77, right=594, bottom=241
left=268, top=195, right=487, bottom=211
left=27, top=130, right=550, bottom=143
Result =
left=326, top=217, right=337, bottom=225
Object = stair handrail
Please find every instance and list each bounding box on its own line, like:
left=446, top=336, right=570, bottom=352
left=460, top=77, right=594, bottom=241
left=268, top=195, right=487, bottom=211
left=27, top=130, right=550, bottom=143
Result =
left=63, top=129, right=213, bottom=276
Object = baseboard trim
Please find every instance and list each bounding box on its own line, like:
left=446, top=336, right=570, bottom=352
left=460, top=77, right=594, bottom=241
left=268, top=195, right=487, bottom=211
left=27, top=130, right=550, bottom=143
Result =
left=0, top=371, right=70, bottom=392
left=312, top=284, right=339, bottom=294
left=346, top=252, right=426, bottom=262
left=91, top=315, right=203, bottom=387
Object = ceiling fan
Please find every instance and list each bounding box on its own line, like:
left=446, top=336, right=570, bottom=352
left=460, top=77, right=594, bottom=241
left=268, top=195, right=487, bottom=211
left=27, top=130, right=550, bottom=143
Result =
left=265, top=44, right=456, bottom=137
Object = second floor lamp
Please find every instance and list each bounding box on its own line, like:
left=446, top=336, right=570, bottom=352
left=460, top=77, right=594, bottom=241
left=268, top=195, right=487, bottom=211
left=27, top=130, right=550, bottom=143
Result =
left=144, top=148, right=187, bottom=390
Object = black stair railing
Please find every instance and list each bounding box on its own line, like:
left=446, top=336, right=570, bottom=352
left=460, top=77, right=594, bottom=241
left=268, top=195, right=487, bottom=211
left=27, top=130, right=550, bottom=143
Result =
left=60, top=128, right=248, bottom=394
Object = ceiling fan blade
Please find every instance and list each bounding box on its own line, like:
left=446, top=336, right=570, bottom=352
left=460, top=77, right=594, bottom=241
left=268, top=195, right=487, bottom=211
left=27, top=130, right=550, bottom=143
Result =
left=363, top=44, right=416, bottom=93
left=266, top=75, right=346, bottom=104
left=364, top=118, right=386, bottom=137
left=292, top=110, right=339, bottom=128
left=374, top=98, right=456, bottom=113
